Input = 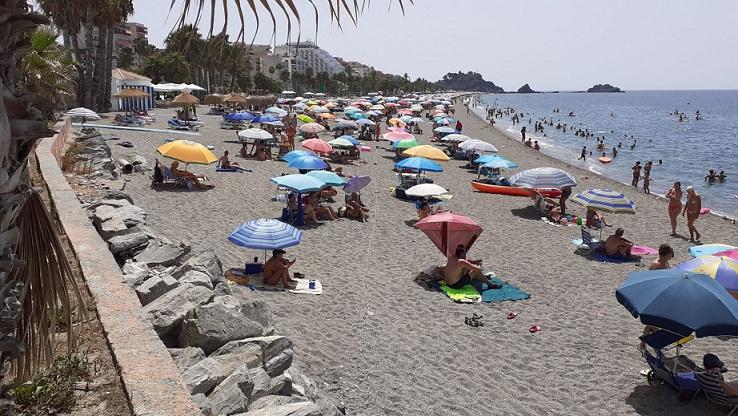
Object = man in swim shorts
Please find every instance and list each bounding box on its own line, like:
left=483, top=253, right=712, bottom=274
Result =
left=444, top=245, right=501, bottom=289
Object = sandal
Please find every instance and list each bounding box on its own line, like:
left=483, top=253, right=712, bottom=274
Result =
left=293, top=272, right=306, bottom=279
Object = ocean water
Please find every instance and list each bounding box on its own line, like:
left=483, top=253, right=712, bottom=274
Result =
left=475, top=90, right=738, bottom=217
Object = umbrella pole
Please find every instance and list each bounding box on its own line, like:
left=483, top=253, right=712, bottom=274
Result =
left=296, top=193, right=305, bottom=226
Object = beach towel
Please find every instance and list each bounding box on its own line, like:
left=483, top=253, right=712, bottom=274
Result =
left=592, top=252, right=642, bottom=264
left=438, top=282, right=481, bottom=303
left=225, top=269, right=322, bottom=295
left=631, top=245, right=658, bottom=256
left=216, top=167, right=252, bottom=172
left=472, top=276, right=530, bottom=303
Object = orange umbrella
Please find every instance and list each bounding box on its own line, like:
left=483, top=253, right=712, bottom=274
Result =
left=318, top=113, right=336, bottom=119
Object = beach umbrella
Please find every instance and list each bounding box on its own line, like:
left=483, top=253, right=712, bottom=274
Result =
left=225, top=112, right=255, bottom=121
left=388, top=118, right=406, bottom=127
left=297, top=114, right=315, bottom=123
left=370, top=104, right=385, bottom=110
left=228, top=219, right=302, bottom=250
left=397, top=109, right=413, bottom=116
left=251, top=114, right=280, bottom=123
left=287, top=155, right=329, bottom=171
left=474, top=154, right=509, bottom=164
left=328, top=138, right=356, bottom=148
left=238, top=128, right=273, bottom=141
left=204, top=94, right=225, bottom=105
left=458, top=140, right=498, bottom=153
left=301, top=138, right=333, bottom=154
left=442, top=134, right=471, bottom=142
left=223, top=93, right=246, bottom=103
left=310, top=106, right=330, bottom=114
left=171, top=91, right=200, bottom=105
left=400, top=116, right=413, bottom=123
left=714, top=249, right=738, bottom=261
left=343, top=107, right=361, bottom=113
left=365, top=110, right=381, bottom=117
left=570, top=189, right=636, bottom=214
left=336, top=135, right=360, bottom=145
left=335, top=120, right=358, bottom=129
left=382, top=131, right=414, bottom=142
left=402, top=145, right=451, bottom=161
left=344, top=175, right=372, bottom=193
left=689, top=244, right=736, bottom=258
left=282, top=149, right=316, bottom=162
left=395, top=157, right=444, bottom=172
left=392, top=138, right=419, bottom=150
left=509, top=167, right=577, bottom=189
left=267, top=121, right=285, bottom=128
left=405, top=183, right=449, bottom=198
left=306, top=170, right=346, bottom=187
left=348, top=112, right=368, bottom=120
left=435, top=118, right=451, bottom=126
left=676, top=255, right=738, bottom=293
left=65, top=107, right=101, bottom=121
left=270, top=174, right=327, bottom=193
left=415, top=212, right=483, bottom=258
left=299, top=123, right=326, bottom=134
left=409, top=117, right=425, bottom=124
left=156, top=140, right=217, bottom=165
left=356, top=119, right=375, bottom=126
left=482, top=158, right=520, bottom=169
left=434, top=126, right=457, bottom=134
left=318, top=113, right=336, bottom=120
left=265, top=106, right=288, bottom=117
left=616, top=269, right=738, bottom=337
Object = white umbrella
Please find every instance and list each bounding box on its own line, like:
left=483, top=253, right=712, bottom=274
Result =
left=405, top=183, right=449, bottom=197
left=265, top=107, right=288, bottom=117
left=356, top=119, right=375, bottom=126
left=328, top=138, right=356, bottom=148
left=442, top=134, right=470, bottom=142
left=238, top=128, right=274, bottom=141
left=65, top=107, right=101, bottom=121
left=459, top=140, right=498, bottom=153
left=370, top=104, right=385, bottom=110
left=310, top=106, right=330, bottom=114
left=335, top=120, right=358, bottom=129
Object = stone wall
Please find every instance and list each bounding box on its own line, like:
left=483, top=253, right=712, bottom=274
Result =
left=50, top=118, right=72, bottom=163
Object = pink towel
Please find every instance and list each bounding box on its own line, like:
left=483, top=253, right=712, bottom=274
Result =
left=631, top=245, right=658, bottom=256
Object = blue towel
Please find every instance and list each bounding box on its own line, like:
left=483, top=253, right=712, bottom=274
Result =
left=471, top=277, right=530, bottom=303
left=592, top=252, right=641, bottom=263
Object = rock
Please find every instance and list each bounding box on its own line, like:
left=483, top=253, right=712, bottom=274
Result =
left=216, top=336, right=293, bottom=377
left=517, top=83, right=536, bottom=94
left=135, top=273, right=178, bottom=305
left=210, top=340, right=263, bottom=376
left=313, top=392, right=346, bottom=416
left=173, top=346, right=206, bottom=371
left=213, top=282, right=233, bottom=297
left=587, top=83, right=622, bottom=93
left=248, top=395, right=303, bottom=411
left=179, top=270, right=214, bottom=290
left=248, top=367, right=285, bottom=402
left=191, top=393, right=212, bottom=416
left=180, top=357, right=227, bottom=395
left=207, top=365, right=254, bottom=416
left=175, top=249, right=223, bottom=282
left=121, top=261, right=150, bottom=287
left=92, top=202, right=144, bottom=227
left=102, top=189, right=133, bottom=204
left=97, top=215, right=128, bottom=240
left=115, top=204, right=146, bottom=226
left=97, top=198, right=132, bottom=208
left=179, top=301, right=264, bottom=354
left=107, top=231, right=149, bottom=255
left=240, top=301, right=275, bottom=336
left=143, top=283, right=213, bottom=336
left=234, top=402, right=322, bottom=416
left=131, top=155, right=149, bottom=172
left=135, top=239, right=190, bottom=267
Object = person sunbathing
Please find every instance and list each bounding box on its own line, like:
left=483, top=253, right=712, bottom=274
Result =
left=219, top=150, right=240, bottom=168
left=263, top=249, right=299, bottom=287
left=306, top=192, right=338, bottom=221
left=700, top=353, right=738, bottom=397
left=417, top=200, right=435, bottom=220
left=170, top=161, right=212, bottom=189
left=604, top=228, right=634, bottom=258
left=239, top=143, right=249, bottom=158
left=444, top=245, right=501, bottom=290
left=586, top=208, right=610, bottom=229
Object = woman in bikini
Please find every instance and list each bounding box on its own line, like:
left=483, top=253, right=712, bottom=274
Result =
left=665, top=181, right=682, bottom=235
left=682, top=186, right=702, bottom=242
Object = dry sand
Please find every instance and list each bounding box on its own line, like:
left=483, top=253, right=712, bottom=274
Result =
left=97, top=102, right=738, bottom=416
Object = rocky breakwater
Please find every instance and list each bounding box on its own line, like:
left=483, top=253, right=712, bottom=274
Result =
left=81, top=188, right=344, bottom=415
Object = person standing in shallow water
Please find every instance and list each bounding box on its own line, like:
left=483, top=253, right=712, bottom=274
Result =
left=665, top=181, right=682, bottom=235
left=521, top=126, right=526, bottom=142
left=631, top=162, right=642, bottom=187
left=578, top=146, right=587, bottom=161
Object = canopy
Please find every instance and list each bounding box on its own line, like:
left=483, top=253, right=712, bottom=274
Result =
left=395, top=157, right=443, bottom=172
left=270, top=174, right=327, bottom=193
left=228, top=219, right=302, bottom=250
left=616, top=269, right=738, bottom=337
left=301, top=138, right=333, bottom=154
left=156, top=140, right=217, bottom=165
left=344, top=175, right=371, bottom=193
left=406, top=183, right=448, bottom=197
left=287, top=155, right=328, bottom=171
left=570, top=189, right=636, bottom=214
left=415, top=212, right=483, bottom=258
left=509, top=167, right=577, bottom=189
left=402, top=145, right=450, bottom=161
left=677, top=255, right=738, bottom=292
left=172, top=91, right=200, bottom=105
left=305, top=170, right=346, bottom=186
left=238, top=128, right=273, bottom=141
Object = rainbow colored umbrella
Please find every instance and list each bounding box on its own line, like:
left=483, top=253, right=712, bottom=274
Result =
left=677, top=255, right=738, bottom=292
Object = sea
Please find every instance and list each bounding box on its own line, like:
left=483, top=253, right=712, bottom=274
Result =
left=473, top=90, right=738, bottom=218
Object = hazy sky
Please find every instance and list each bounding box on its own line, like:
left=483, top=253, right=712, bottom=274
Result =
left=132, top=0, right=738, bottom=91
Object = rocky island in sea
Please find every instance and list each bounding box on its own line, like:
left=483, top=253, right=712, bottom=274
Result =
left=587, top=83, right=623, bottom=92
left=517, top=84, right=536, bottom=93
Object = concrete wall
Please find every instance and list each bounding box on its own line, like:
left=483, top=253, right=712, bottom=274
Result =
left=35, top=131, right=200, bottom=416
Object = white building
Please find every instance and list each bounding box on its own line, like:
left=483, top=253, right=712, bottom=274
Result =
left=110, top=68, right=155, bottom=111
left=274, top=40, right=344, bottom=76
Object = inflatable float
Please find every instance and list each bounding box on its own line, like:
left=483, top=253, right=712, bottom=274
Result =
left=471, top=181, right=562, bottom=198
left=598, top=156, right=612, bottom=164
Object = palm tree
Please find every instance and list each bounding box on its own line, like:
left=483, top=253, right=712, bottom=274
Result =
left=0, top=0, right=408, bottom=408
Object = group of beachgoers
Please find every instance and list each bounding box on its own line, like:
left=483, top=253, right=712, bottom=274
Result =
left=286, top=190, right=369, bottom=223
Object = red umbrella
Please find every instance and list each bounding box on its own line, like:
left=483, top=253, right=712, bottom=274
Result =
left=414, top=212, right=483, bottom=257
left=301, top=138, right=333, bottom=154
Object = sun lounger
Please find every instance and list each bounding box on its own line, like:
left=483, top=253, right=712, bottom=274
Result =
left=161, top=166, right=192, bottom=189
left=168, top=119, right=200, bottom=131
left=574, top=226, right=603, bottom=255
left=695, top=372, right=738, bottom=415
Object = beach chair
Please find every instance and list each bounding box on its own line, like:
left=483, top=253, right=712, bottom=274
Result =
left=694, top=372, right=738, bottom=415
left=575, top=227, right=603, bottom=255
left=161, top=167, right=192, bottom=189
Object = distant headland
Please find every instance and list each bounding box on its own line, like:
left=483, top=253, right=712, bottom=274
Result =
left=437, top=71, right=504, bottom=93
left=587, top=83, right=623, bottom=93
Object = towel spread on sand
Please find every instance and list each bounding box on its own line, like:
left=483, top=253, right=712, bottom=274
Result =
left=592, top=252, right=643, bottom=264
left=225, top=269, right=322, bottom=295
left=630, top=245, right=658, bottom=256
left=472, top=277, right=531, bottom=303
left=438, top=283, right=481, bottom=303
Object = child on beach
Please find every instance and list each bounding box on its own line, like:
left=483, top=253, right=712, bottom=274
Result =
left=649, top=244, right=674, bottom=270
left=642, top=171, right=651, bottom=194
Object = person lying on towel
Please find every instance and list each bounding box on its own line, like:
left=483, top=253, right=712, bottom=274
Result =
left=264, top=249, right=304, bottom=287
left=444, top=245, right=501, bottom=290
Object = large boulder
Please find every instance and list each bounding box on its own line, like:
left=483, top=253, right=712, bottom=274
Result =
left=179, top=301, right=264, bottom=354
left=240, top=300, right=275, bottom=336
left=173, top=346, right=206, bottom=371
left=248, top=395, right=303, bottom=411
left=135, top=273, right=178, bottom=305
left=92, top=202, right=145, bottom=227
left=249, top=367, right=286, bottom=402
left=207, top=365, right=254, bottom=415
left=180, top=357, right=227, bottom=395
left=179, top=270, right=214, bottom=290
left=107, top=229, right=149, bottom=255
left=102, top=189, right=134, bottom=204
left=174, top=249, right=223, bottom=282
left=121, top=261, right=150, bottom=288
left=134, top=238, right=190, bottom=267
left=191, top=393, right=212, bottom=416
left=234, top=402, right=321, bottom=416
left=210, top=340, right=263, bottom=376
left=215, top=336, right=293, bottom=377
left=143, top=283, right=213, bottom=336
left=288, top=369, right=345, bottom=416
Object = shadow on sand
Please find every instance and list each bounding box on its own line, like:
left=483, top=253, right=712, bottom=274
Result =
left=510, top=206, right=542, bottom=221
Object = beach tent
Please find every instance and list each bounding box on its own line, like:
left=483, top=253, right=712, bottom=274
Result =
left=415, top=212, right=483, bottom=258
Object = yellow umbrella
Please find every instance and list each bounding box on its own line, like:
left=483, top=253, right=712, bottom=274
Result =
left=318, top=113, right=336, bottom=119
left=388, top=118, right=406, bottom=127
left=402, top=145, right=450, bottom=161
left=157, top=140, right=217, bottom=165
left=297, top=114, right=314, bottom=123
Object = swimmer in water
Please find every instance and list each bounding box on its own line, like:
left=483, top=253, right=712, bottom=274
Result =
left=718, top=170, right=727, bottom=182
left=705, top=170, right=717, bottom=183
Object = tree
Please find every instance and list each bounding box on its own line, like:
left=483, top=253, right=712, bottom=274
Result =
left=118, top=46, right=134, bottom=69
left=142, top=51, right=191, bottom=84
left=253, top=72, right=281, bottom=93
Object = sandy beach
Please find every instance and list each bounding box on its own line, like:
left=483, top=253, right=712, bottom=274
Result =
left=95, top=102, right=738, bottom=416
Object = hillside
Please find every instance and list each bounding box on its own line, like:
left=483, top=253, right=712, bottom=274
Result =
left=437, top=71, right=504, bottom=93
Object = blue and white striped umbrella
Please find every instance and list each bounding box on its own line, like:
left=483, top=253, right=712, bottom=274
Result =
left=571, top=188, right=636, bottom=214
left=228, top=219, right=302, bottom=250
left=509, top=167, right=577, bottom=189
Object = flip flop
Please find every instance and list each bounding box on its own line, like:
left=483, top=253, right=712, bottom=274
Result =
left=507, top=312, right=518, bottom=320
left=529, top=325, right=541, bottom=333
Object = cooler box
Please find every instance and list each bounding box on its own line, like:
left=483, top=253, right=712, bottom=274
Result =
left=244, top=262, right=263, bottom=275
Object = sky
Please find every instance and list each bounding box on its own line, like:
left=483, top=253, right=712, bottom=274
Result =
left=131, top=0, right=738, bottom=91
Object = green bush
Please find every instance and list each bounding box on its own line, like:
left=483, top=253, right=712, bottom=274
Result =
left=11, top=355, right=91, bottom=415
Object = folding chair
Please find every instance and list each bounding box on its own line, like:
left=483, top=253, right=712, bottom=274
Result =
left=575, top=226, right=603, bottom=255
left=695, top=372, right=738, bottom=415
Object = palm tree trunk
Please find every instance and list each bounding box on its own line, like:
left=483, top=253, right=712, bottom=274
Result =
left=93, top=26, right=107, bottom=111
left=82, top=6, right=95, bottom=108
left=69, top=33, right=85, bottom=107
left=103, top=26, right=114, bottom=111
